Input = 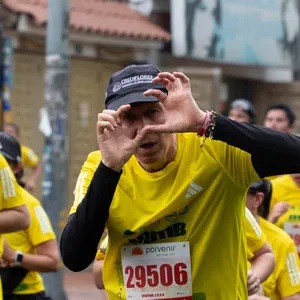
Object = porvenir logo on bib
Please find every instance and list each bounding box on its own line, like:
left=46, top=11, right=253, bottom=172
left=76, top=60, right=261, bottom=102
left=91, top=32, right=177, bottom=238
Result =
left=131, top=247, right=143, bottom=255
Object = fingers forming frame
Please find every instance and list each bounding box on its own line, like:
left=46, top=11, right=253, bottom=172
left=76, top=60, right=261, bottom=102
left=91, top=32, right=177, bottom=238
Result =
left=173, top=72, right=191, bottom=88
left=153, top=72, right=182, bottom=90
left=97, top=105, right=131, bottom=134
left=152, top=71, right=191, bottom=91
left=143, top=89, right=168, bottom=102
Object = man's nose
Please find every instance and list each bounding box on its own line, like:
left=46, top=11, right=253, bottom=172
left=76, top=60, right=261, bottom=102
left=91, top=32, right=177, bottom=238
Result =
left=137, top=117, right=152, bottom=130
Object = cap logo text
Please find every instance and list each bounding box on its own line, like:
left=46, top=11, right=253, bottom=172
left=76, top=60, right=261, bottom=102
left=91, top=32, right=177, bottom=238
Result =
left=112, top=74, right=153, bottom=93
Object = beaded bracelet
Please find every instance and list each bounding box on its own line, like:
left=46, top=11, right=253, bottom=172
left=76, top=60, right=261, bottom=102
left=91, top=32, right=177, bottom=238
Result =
left=204, top=111, right=216, bottom=139
left=197, top=111, right=217, bottom=147
left=197, top=111, right=211, bottom=137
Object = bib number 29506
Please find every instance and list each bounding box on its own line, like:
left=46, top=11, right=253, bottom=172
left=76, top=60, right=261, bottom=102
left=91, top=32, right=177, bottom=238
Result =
left=125, top=262, right=188, bottom=288
left=122, top=242, right=192, bottom=299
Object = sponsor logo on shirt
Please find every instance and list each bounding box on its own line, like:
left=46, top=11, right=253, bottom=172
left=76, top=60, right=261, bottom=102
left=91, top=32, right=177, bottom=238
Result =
left=289, top=215, right=300, bottom=222
left=185, top=181, right=203, bottom=199
left=124, top=229, right=136, bottom=236
left=164, top=206, right=189, bottom=223
left=128, top=222, right=187, bottom=244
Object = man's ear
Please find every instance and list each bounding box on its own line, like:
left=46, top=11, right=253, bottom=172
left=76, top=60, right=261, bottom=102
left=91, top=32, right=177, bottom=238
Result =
left=287, top=125, right=294, bottom=133
left=255, top=192, right=265, bottom=209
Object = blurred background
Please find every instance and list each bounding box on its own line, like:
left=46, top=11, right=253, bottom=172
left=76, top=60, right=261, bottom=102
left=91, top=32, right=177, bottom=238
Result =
left=1, top=0, right=300, bottom=299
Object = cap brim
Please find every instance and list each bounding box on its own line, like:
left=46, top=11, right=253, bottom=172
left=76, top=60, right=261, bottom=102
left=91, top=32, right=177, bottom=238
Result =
left=106, top=92, right=159, bottom=110
left=0, top=151, right=20, bottom=163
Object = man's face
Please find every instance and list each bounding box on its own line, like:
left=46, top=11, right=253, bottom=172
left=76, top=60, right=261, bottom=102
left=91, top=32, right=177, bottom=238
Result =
left=246, top=191, right=256, bottom=212
left=121, top=102, right=176, bottom=167
left=228, top=108, right=251, bottom=123
left=3, top=125, right=18, bottom=140
left=264, top=109, right=292, bottom=133
left=291, top=174, right=300, bottom=187
left=246, top=190, right=265, bottom=215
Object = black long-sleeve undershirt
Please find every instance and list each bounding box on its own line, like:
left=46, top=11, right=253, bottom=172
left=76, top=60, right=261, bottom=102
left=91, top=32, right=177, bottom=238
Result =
left=60, top=164, right=121, bottom=271
left=60, top=114, right=300, bottom=271
left=214, top=114, right=300, bottom=178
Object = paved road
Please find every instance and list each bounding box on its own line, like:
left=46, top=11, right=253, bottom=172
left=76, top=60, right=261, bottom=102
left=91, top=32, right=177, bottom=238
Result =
left=64, top=271, right=108, bottom=300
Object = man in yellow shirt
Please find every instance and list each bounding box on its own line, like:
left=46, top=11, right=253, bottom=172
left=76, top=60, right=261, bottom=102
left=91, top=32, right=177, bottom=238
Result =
left=247, top=179, right=300, bottom=300
left=268, top=174, right=300, bottom=254
left=0, top=132, right=59, bottom=299
left=245, top=208, right=274, bottom=295
left=263, top=103, right=300, bottom=250
left=0, top=133, right=31, bottom=300
left=61, top=64, right=300, bottom=299
left=227, top=98, right=275, bottom=295
left=4, top=123, right=42, bottom=192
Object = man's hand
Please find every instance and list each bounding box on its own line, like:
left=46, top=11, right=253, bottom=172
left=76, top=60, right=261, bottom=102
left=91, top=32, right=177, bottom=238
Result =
left=25, top=178, right=36, bottom=193
left=143, top=72, right=206, bottom=133
left=0, top=239, right=16, bottom=267
left=97, top=105, right=149, bottom=172
left=248, top=270, right=261, bottom=296
left=268, top=202, right=290, bottom=223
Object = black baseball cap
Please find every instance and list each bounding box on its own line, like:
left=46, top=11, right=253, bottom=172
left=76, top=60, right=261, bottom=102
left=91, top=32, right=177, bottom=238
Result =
left=230, top=98, right=256, bottom=123
left=0, top=132, right=21, bottom=164
left=105, top=64, right=168, bottom=110
left=248, top=180, right=271, bottom=194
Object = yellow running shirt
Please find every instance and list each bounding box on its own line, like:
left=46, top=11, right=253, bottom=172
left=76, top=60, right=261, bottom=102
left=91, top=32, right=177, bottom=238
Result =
left=270, top=175, right=300, bottom=228
left=260, top=217, right=300, bottom=299
left=270, top=175, right=300, bottom=255
left=3, top=187, right=56, bottom=295
left=245, top=208, right=266, bottom=262
left=21, top=145, right=39, bottom=168
left=95, top=233, right=109, bottom=261
left=0, top=154, right=26, bottom=257
left=0, top=154, right=26, bottom=300
left=70, top=133, right=259, bottom=299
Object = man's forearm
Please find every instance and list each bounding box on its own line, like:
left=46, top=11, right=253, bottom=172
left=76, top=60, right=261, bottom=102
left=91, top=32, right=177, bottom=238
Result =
left=283, top=294, right=300, bottom=300
left=28, top=162, right=42, bottom=183
left=0, top=205, right=30, bottom=233
left=60, top=162, right=121, bottom=272
left=250, top=252, right=275, bottom=283
left=19, top=252, right=58, bottom=272
left=214, top=115, right=300, bottom=178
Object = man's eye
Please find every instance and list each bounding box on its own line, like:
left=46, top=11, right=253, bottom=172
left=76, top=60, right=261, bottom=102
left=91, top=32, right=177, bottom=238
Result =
left=149, top=109, right=159, bottom=115
left=125, top=114, right=136, bottom=121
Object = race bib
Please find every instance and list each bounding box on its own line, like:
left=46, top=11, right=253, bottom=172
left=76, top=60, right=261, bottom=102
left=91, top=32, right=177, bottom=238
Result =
left=121, top=242, right=192, bottom=300
left=284, top=222, right=300, bottom=256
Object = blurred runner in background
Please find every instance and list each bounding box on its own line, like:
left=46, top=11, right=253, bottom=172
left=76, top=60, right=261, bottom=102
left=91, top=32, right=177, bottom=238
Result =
left=263, top=104, right=300, bottom=255
left=264, top=104, right=295, bottom=133
left=0, top=133, right=30, bottom=300
left=0, top=132, right=58, bottom=300
left=245, top=208, right=274, bottom=296
left=247, top=180, right=300, bottom=300
left=228, top=102, right=275, bottom=295
left=4, top=123, right=42, bottom=193
left=227, top=98, right=256, bottom=124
